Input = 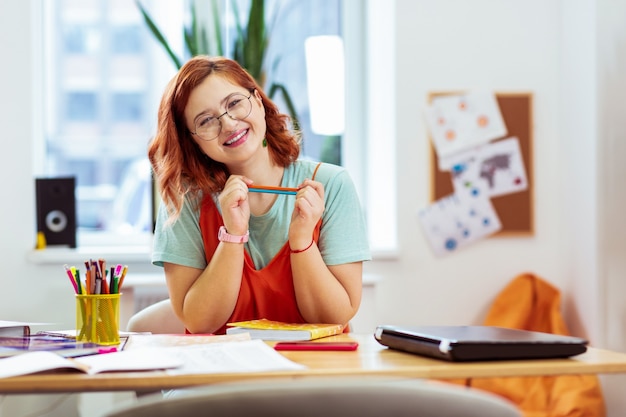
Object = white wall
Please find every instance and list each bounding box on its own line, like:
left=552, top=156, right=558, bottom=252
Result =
left=369, top=0, right=568, bottom=330
left=559, top=0, right=600, bottom=347
left=594, top=0, right=626, bottom=413
left=596, top=0, right=626, bottom=355
left=1, top=0, right=626, bottom=415
left=0, top=1, right=38, bottom=319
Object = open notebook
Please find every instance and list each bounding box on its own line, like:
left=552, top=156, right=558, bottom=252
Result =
left=374, top=325, right=588, bottom=362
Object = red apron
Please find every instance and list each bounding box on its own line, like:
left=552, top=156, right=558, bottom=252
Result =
left=199, top=195, right=321, bottom=335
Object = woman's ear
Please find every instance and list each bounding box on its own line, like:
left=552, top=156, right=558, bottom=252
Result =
left=253, top=89, right=263, bottom=105
left=253, top=90, right=265, bottom=116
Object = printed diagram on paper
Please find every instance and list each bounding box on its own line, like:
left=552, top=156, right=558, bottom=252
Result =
left=418, top=184, right=501, bottom=257
left=443, top=137, right=528, bottom=198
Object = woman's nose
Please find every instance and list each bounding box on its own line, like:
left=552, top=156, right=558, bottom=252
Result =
left=220, top=113, right=240, bottom=131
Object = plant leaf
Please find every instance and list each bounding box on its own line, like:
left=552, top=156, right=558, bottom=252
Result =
left=210, top=0, right=224, bottom=56
left=245, top=0, right=266, bottom=81
left=135, top=0, right=182, bottom=69
left=186, top=2, right=199, bottom=56
left=136, top=0, right=298, bottom=126
left=268, top=82, right=300, bottom=131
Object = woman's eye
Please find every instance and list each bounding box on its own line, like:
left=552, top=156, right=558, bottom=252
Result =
left=198, top=116, right=214, bottom=128
left=228, top=98, right=242, bottom=110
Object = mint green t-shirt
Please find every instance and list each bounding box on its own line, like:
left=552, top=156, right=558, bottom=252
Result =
left=152, top=160, right=371, bottom=270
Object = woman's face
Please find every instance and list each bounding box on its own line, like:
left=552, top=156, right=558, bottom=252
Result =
left=184, top=75, right=266, bottom=165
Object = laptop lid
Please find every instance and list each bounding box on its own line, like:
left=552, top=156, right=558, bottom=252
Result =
left=374, top=325, right=588, bottom=362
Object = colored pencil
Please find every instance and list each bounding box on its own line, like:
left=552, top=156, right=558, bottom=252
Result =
left=248, top=185, right=298, bottom=195
left=63, top=264, right=79, bottom=294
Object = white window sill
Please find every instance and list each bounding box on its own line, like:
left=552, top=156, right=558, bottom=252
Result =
left=27, top=246, right=397, bottom=266
left=27, top=245, right=153, bottom=265
left=27, top=245, right=393, bottom=291
left=27, top=230, right=155, bottom=265
left=30, top=252, right=380, bottom=289
left=361, top=273, right=382, bottom=287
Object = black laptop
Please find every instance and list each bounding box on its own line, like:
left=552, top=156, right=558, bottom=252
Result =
left=374, top=325, right=588, bottom=362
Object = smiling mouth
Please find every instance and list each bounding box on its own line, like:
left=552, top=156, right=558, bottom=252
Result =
left=224, top=129, right=248, bottom=146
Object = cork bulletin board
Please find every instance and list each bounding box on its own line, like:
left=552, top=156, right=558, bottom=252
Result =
left=428, top=92, right=534, bottom=236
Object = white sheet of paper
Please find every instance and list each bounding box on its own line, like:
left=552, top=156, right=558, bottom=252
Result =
left=0, top=351, right=81, bottom=378
left=424, top=91, right=507, bottom=160
left=0, top=348, right=183, bottom=378
left=163, top=339, right=307, bottom=375
left=443, top=137, right=528, bottom=197
left=418, top=184, right=501, bottom=257
left=76, top=348, right=184, bottom=374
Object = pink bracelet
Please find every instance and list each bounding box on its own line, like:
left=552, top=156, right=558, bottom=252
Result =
left=290, top=239, right=314, bottom=254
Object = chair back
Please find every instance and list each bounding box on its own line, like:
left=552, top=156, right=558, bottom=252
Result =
left=104, top=377, right=522, bottom=417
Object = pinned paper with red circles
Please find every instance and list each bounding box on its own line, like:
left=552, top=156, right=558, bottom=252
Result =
left=424, top=91, right=507, bottom=164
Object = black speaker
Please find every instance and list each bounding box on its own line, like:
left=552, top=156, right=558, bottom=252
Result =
left=36, top=177, right=77, bottom=248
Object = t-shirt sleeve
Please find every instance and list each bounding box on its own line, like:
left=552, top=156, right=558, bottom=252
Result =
left=316, top=166, right=371, bottom=265
left=151, top=195, right=207, bottom=270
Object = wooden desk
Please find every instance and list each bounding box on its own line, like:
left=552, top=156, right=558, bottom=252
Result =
left=2, top=333, right=626, bottom=394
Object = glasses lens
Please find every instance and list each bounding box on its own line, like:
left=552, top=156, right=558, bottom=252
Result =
left=195, top=116, right=221, bottom=141
left=194, top=94, right=252, bottom=141
left=226, top=94, right=252, bottom=120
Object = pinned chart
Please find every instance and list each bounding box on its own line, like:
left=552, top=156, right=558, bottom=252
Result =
left=418, top=184, right=501, bottom=257
left=427, top=92, right=533, bottom=239
left=445, top=137, right=528, bottom=198
left=424, top=90, right=507, bottom=162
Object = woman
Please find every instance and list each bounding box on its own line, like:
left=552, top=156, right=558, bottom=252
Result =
left=139, top=55, right=370, bottom=335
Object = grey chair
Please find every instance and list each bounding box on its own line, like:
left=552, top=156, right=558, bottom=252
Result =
left=104, top=377, right=521, bottom=417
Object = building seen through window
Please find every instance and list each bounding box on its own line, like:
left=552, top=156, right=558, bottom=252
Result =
left=42, top=0, right=343, bottom=244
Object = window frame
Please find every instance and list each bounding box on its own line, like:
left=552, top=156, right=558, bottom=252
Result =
left=343, top=0, right=397, bottom=257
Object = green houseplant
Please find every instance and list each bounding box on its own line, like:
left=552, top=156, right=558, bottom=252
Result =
left=136, top=0, right=298, bottom=129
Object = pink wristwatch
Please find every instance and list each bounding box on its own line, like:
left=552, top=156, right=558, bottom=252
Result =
left=218, top=226, right=249, bottom=243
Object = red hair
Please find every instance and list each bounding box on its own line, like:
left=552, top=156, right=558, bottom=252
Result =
left=148, top=56, right=301, bottom=221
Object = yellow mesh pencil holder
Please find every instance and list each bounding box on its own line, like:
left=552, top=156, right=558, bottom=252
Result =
left=76, top=293, right=121, bottom=345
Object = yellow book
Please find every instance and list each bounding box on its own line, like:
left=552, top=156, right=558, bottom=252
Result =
left=226, top=319, right=344, bottom=341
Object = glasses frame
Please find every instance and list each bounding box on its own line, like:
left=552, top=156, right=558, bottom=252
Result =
left=190, top=91, right=254, bottom=141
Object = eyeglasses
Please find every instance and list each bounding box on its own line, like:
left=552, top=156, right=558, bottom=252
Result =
left=190, top=92, right=254, bottom=141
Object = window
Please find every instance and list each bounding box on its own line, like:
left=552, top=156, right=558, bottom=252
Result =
left=111, top=92, right=144, bottom=122
left=41, top=0, right=156, bottom=243
left=65, top=92, right=98, bottom=121
left=111, top=25, right=143, bottom=54
left=38, top=0, right=397, bottom=255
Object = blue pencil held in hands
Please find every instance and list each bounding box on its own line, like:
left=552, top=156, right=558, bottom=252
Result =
left=247, top=185, right=298, bottom=196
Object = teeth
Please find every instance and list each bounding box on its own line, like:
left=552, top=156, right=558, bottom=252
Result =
left=225, top=130, right=246, bottom=145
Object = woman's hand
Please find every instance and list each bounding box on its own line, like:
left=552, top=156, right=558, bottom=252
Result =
left=218, top=175, right=252, bottom=235
left=289, top=179, right=325, bottom=249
